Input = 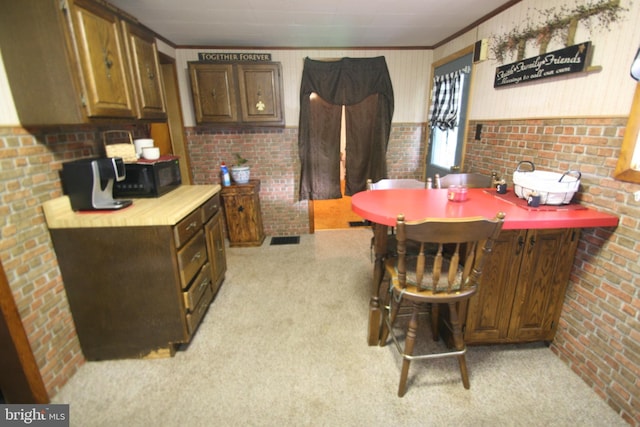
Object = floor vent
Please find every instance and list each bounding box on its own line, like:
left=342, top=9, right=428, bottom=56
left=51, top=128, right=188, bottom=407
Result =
left=270, top=236, right=300, bottom=245
left=349, top=221, right=369, bottom=227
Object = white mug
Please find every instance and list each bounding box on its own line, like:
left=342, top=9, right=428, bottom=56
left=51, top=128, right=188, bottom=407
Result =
left=142, top=146, right=160, bottom=160
left=134, top=139, right=154, bottom=157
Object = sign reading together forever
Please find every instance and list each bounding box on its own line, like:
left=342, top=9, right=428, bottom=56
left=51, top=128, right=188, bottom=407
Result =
left=198, top=52, right=272, bottom=62
left=494, top=42, right=591, bottom=88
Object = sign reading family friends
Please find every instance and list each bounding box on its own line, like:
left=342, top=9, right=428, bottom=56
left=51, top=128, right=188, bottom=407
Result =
left=198, top=52, right=272, bottom=62
left=494, top=42, right=591, bottom=88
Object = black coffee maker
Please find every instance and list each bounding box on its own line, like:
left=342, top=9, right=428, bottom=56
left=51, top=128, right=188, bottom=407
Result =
left=62, top=157, right=132, bottom=211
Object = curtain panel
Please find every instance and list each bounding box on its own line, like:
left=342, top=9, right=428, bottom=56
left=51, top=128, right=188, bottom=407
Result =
left=298, top=57, right=394, bottom=200
left=428, top=71, right=461, bottom=131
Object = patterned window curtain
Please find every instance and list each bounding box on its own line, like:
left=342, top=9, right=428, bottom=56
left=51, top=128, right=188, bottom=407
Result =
left=428, top=70, right=462, bottom=130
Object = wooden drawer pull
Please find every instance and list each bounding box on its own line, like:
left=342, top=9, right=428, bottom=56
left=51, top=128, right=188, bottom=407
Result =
left=197, top=300, right=207, bottom=315
left=191, top=251, right=202, bottom=263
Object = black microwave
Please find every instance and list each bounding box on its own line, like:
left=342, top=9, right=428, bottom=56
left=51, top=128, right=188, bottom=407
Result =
left=113, top=156, right=182, bottom=198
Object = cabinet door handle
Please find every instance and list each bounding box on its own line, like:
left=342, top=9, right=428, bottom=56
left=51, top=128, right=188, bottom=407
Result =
left=191, top=251, right=202, bottom=263
left=103, top=54, right=113, bottom=78
left=211, top=89, right=216, bottom=99
left=528, top=235, right=536, bottom=254
left=516, top=235, right=525, bottom=255
left=146, top=64, right=155, bottom=80
left=198, top=300, right=207, bottom=315
left=186, top=221, right=198, bottom=230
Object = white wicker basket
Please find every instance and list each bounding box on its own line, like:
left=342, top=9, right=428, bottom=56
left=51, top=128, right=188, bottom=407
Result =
left=512, top=161, right=581, bottom=205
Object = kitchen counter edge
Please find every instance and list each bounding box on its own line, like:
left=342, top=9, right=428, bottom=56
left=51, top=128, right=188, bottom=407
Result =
left=43, top=185, right=221, bottom=228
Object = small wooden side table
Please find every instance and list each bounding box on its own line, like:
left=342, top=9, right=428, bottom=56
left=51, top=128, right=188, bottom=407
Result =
left=220, top=179, right=265, bottom=247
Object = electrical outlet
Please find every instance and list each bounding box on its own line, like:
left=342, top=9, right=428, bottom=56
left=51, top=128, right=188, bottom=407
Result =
left=635, top=191, right=640, bottom=202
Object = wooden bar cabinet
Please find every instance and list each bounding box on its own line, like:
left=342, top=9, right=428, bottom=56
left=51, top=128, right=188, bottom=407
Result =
left=221, top=180, right=266, bottom=247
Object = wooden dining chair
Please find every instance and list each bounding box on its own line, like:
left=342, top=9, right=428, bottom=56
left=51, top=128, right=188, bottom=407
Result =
left=380, top=211, right=505, bottom=397
left=438, top=172, right=492, bottom=188
left=365, top=178, right=428, bottom=258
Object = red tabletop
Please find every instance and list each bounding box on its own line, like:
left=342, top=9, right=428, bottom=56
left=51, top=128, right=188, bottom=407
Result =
left=351, top=188, right=618, bottom=230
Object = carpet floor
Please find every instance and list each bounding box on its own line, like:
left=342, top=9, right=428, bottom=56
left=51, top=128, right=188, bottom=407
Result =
left=52, top=229, right=625, bottom=426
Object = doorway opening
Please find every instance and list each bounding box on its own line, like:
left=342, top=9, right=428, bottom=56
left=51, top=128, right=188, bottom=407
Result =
left=312, top=105, right=366, bottom=230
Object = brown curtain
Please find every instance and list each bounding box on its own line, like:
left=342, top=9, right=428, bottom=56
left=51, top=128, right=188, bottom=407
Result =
left=298, top=57, right=394, bottom=200
left=308, top=94, right=342, bottom=198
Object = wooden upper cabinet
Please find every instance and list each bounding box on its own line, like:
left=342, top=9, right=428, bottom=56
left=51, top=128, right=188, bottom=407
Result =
left=188, top=62, right=284, bottom=126
left=67, top=0, right=135, bottom=119
left=121, top=21, right=167, bottom=120
left=0, top=0, right=166, bottom=125
left=237, top=63, right=284, bottom=124
left=189, top=63, right=238, bottom=123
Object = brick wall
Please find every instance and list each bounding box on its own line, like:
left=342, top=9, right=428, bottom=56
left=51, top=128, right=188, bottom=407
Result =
left=386, top=123, right=428, bottom=179
left=0, top=124, right=146, bottom=397
left=186, top=126, right=308, bottom=236
left=466, top=118, right=639, bottom=425
left=185, top=123, right=427, bottom=236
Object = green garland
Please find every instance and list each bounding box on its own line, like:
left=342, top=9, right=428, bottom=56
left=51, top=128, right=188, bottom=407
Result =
left=491, top=0, right=627, bottom=63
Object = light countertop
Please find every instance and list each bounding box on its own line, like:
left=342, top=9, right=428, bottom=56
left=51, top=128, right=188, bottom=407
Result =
left=43, top=185, right=220, bottom=228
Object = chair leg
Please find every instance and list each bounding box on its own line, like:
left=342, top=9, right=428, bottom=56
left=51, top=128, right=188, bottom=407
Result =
left=379, top=284, right=397, bottom=346
left=398, top=303, right=420, bottom=397
left=431, top=303, right=440, bottom=341
left=448, top=302, right=470, bottom=389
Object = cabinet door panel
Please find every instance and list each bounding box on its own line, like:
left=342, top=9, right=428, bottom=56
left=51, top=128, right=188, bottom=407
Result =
left=464, top=229, right=524, bottom=343
left=237, top=63, right=284, bottom=124
left=223, top=194, right=260, bottom=242
left=122, top=21, right=166, bottom=119
left=68, top=0, right=135, bottom=118
left=189, top=64, right=238, bottom=123
left=508, top=228, right=579, bottom=341
left=221, top=181, right=265, bottom=246
left=205, top=210, right=227, bottom=293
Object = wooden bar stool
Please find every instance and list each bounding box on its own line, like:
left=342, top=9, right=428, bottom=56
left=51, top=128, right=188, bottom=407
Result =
left=380, top=211, right=505, bottom=397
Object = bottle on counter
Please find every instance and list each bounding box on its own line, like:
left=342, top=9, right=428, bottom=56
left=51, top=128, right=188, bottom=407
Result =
left=221, top=162, right=231, bottom=187
left=434, top=174, right=442, bottom=189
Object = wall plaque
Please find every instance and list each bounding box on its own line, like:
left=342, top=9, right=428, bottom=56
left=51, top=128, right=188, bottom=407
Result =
left=198, top=52, right=272, bottom=62
left=494, top=42, right=591, bottom=88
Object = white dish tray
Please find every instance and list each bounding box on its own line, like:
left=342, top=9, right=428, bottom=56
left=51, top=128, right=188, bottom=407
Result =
left=512, top=161, right=581, bottom=205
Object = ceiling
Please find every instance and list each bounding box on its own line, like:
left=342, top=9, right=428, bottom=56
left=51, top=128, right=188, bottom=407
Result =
left=108, top=0, right=518, bottom=48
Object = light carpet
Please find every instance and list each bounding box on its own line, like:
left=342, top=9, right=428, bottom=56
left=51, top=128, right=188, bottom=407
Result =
left=52, top=228, right=625, bottom=426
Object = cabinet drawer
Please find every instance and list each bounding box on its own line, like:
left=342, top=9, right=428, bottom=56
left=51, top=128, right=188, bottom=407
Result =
left=183, top=263, right=212, bottom=311
left=201, top=193, right=221, bottom=223
left=174, top=208, right=203, bottom=248
left=186, top=284, right=214, bottom=335
left=177, top=231, right=207, bottom=288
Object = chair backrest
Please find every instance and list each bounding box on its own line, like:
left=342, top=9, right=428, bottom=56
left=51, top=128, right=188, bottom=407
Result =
left=367, top=178, right=426, bottom=190
left=438, top=173, right=492, bottom=188
left=394, top=212, right=505, bottom=295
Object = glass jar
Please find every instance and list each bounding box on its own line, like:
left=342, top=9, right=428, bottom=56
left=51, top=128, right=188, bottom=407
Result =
left=447, top=185, right=468, bottom=202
